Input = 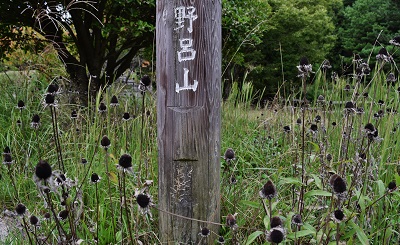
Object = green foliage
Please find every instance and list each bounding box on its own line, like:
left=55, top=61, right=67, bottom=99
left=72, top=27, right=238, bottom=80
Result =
left=0, top=0, right=155, bottom=94
left=338, top=0, right=400, bottom=59
left=254, top=0, right=340, bottom=95
left=222, top=0, right=340, bottom=97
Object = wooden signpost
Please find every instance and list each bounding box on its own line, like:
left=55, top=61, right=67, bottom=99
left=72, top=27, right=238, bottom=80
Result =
left=156, top=0, right=221, bottom=243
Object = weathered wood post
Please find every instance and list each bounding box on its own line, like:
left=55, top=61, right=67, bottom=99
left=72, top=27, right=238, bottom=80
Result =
left=156, top=0, right=221, bottom=244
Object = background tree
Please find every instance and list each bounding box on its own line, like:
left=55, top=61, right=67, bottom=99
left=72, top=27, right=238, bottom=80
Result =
left=221, top=0, right=271, bottom=97
left=221, top=0, right=341, bottom=98
left=0, top=0, right=155, bottom=99
left=337, top=0, right=400, bottom=68
left=256, top=0, right=341, bottom=97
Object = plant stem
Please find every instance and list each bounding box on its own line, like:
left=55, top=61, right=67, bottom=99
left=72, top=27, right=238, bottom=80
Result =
left=123, top=171, right=134, bottom=244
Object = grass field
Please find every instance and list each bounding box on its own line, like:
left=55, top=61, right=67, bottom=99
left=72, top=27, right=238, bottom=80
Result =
left=1, top=57, right=400, bottom=244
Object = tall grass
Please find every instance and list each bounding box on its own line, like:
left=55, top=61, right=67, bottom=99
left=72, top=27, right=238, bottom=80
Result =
left=1, top=50, right=400, bottom=244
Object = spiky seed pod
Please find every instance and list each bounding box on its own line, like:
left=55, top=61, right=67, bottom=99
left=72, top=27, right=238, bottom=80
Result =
left=141, top=75, right=151, bottom=87
left=266, top=227, right=286, bottom=244
left=3, top=146, right=11, bottom=155
left=137, top=193, right=150, bottom=208
left=270, top=216, right=283, bottom=228
left=98, top=102, right=107, bottom=113
left=15, top=203, right=27, bottom=216
left=17, top=100, right=25, bottom=109
left=224, top=148, right=235, bottom=162
left=47, top=84, right=59, bottom=94
left=110, top=95, right=119, bottom=106
left=310, top=124, right=318, bottom=132
left=332, top=175, right=347, bottom=196
left=260, top=180, right=277, bottom=200
left=58, top=210, right=69, bottom=220
left=389, top=36, right=400, bottom=46
left=217, top=236, right=225, bottom=244
left=35, top=160, right=52, bottom=180
left=122, top=112, right=131, bottom=121
left=29, top=215, right=39, bottom=226
left=226, top=214, right=237, bottom=229
left=100, top=135, right=111, bottom=149
left=43, top=213, right=51, bottom=220
left=388, top=181, right=397, bottom=192
left=91, top=173, right=101, bottom=183
left=333, top=209, right=345, bottom=223
left=283, top=126, right=291, bottom=133
left=118, top=154, right=132, bottom=169
left=31, top=114, right=40, bottom=129
left=44, top=94, right=55, bottom=105
left=199, top=227, right=210, bottom=237
left=291, top=214, right=303, bottom=226
left=3, top=154, right=13, bottom=165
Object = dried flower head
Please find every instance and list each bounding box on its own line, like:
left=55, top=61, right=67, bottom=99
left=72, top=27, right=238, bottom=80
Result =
left=29, top=215, right=40, bottom=226
left=90, top=173, right=101, bottom=183
left=15, top=203, right=27, bottom=216
left=217, top=236, right=225, bottom=244
left=271, top=216, right=283, bottom=228
left=224, top=148, right=235, bottom=162
left=47, top=84, right=59, bottom=94
left=296, top=118, right=302, bottom=125
left=58, top=210, right=69, bottom=220
left=291, top=214, right=303, bottom=226
left=44, top=94, right=56, bottom=107
left=266, top=227, right=286, bottom=244
left=135, top=192, right=153, bottom=215
left=376, top=47, right=392, bottom=63
left=70, top=110, right=78, bottom=119
left=117, top=153, right=133, bottom=174
left=310, top=124, right=318, bottom=133
left=389, top=36, right=400, bottom=46
left=229, top=176, right=237, bottom=185
left=3, top=154, right=13, bottom=165
left=43, top=212, right=51, bottom=220
left=100, top=135, right=111, bottom=149
left=35, top=160, right=52, bottom=180
left=321, top=59, right=332, bottom=71
left=330, top=174, right=347, bottom=199
left=297, top=57, right=313, bottom=78
left=31, top=114, right=40, bottom=129
left=122, top=112, right=131, bottom=121
left=353, top=54, right=363, bottom=63
left=283, top=125, right=291, bottom=133
left=3, top=146, right=11, bottom=155
left=226, top=213, right=238, bottom=230
left=110, top=95, right=119, bottom=107
left=364, top=123, right=378, bottom=140
left=260, top=180, right=277, bottom=199
left=199, top=227, right=210, bottom=237
left=98, top=102, right=107, bottom=113
left=388, top=181, right=397, bottom=192
left=332, top=209, right=345, bottom=223
left=140, top=75, right=151, bottom=87
left=386, top=73, right=397, bottom=86
left=81, top=158, right=88, bottom=165
left=17, top=100, right=25, bottom=109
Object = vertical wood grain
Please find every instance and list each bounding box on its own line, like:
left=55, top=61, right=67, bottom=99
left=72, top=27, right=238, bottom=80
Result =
left=157, top=0, right=221, bottom=243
